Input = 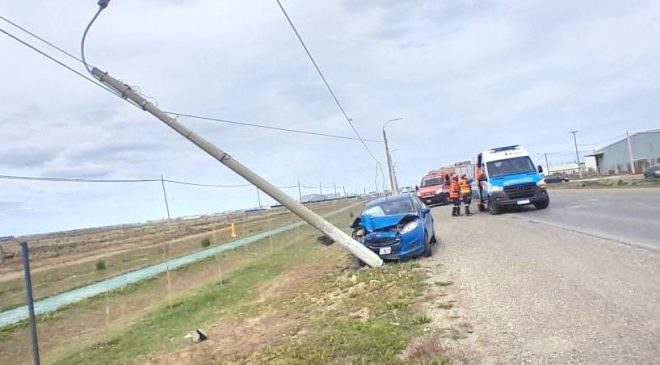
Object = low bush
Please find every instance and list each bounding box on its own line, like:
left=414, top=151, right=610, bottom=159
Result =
left=95, top=260, right=107, bottom=271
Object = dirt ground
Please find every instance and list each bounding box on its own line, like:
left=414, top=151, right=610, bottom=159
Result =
left=424, top=203, right=660, bottom=364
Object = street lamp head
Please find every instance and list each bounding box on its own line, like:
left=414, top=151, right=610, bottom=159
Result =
left=383, top=117, right=404, bottom=130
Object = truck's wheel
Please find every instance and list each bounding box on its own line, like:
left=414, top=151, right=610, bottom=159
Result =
left=488, top=198, right=501, bottom=215
left=478, top=203, right=486, bottom=212
left=534, top=194, right=550, bottom=209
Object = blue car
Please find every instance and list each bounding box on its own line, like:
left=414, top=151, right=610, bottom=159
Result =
left=351, top=193, right=437, bottom=262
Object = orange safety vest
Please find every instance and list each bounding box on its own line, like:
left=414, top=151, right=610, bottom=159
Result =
left=476, top=167, right=484, bottom=181
left=449, top=180, right=460, bottom=199
left=460, top=179, right=471, bottom=195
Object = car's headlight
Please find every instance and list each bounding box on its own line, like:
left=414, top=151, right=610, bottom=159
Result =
left=400, top=220, right=419, bottom=234
left=492, top=185, right=503, bottom=192
left=537, top=179, right=546, bottom=189
left=435, top=188, right=443, bottom=195
left=416, top=191, right=422, bottom=197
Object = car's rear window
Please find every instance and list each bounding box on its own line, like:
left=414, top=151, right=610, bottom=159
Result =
left=362, top=199, right=414, bottom=217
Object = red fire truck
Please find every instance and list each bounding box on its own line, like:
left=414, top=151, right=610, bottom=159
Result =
left=416, top=170, right=450, bottom=205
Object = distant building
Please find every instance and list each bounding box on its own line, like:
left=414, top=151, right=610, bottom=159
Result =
left=586, top=129, right=660, bottom=174
left=547, top=163, right=585, bottom=175
left=584, top=155, right=599, bottom=173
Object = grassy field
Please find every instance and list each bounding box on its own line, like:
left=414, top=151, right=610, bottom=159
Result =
left=0, top=201, right=352, bottom=312
left=1, top=201, right=459, bottom=365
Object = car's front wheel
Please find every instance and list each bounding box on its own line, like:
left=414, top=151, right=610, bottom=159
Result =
left=423, top=232, right=433, bottom=257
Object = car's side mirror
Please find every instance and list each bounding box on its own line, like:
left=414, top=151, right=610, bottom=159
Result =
left=421, top=207, right=430, bottom=216
left=537, top=165, right=543, bottom=173
left=415, top=185, right=419, bottom=191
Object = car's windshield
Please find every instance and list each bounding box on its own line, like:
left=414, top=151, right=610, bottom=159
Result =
left=487, top=157, right=536, bottom=178
left=421, top=177, right=443, bottom=187
left=362, top=198, right=415, bottom=217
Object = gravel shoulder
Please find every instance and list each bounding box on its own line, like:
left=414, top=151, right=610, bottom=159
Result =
left=425, top=204, right=660, bottom=364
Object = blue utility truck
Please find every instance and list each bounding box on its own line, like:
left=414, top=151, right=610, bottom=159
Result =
left=471, top=145, right=549, bottom=214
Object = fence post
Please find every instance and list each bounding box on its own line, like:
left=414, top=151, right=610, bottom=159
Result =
left=159, top=174, right=174, bottom=308
left=21, top=241, right=41, bottom=365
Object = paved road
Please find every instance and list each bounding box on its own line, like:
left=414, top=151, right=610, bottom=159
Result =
left=425, top=189, right=660, bottom=364
left=510, top=188, right=660, bottom=250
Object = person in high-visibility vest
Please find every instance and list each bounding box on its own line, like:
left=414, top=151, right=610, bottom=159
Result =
left=449, top=175, right=461, bottom=216
left=460, top=174, right=473, bottom=216
left=476, top=164, right=485, bottom=209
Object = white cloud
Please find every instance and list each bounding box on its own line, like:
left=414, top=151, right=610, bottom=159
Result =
left=0, top=0, right=658, bottom=234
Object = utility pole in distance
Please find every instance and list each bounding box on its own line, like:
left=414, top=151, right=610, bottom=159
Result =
left=570, top=131, right=582, bottom=179
left=91, top=68, right=382, bottom=267
left=544, top=153, right=550, bottom=175
left=626, top=131, right=636, bottom=174
left=297, top=180, right=302, bottom=202
left=382, top=118, right=402, bottom=195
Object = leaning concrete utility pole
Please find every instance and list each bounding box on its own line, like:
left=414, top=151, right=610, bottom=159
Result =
left=626, top=131, right=636, bottom=174
left=570, top=130, right=582, bottom=179
left=92, top=68, right=382, bottom=267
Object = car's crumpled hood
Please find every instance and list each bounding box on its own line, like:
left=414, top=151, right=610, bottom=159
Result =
left=360, top=213, right=417, bottom=232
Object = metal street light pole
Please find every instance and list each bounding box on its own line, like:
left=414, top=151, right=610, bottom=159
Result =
left=383, top=118, right=403, bottom=195
left=626, top=131, right=636, bottom=174
left=570, top=130, right=582, bottom=179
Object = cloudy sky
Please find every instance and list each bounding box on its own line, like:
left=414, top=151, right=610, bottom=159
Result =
left=1, top=0, right=659, bottom=235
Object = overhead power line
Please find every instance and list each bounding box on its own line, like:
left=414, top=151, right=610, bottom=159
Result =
left=0, top=18, right=383, bottom=144
left=0, top=174, right=333, bottom=190
left=274, top=0, right=380, bottom=161
left=0, top=15, right=81, bottom=64
left=164, top=112, right=382, bottom=143
left=0, top=174, right=158, bottom=183
left=0, top=27, right=115, bottom=96
left=0, top=20, right=382, bottom=143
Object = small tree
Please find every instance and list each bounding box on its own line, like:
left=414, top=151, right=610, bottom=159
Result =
left=96, top=260, right=107, bottom=271
left=201, top=237, right=211, bottom=248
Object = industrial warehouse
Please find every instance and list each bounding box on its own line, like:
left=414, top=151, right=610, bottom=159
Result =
left=586, top=129, right=660, bottom=175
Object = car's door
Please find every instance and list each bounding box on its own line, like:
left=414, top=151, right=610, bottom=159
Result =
left=412, top=196, right=433, bottom=236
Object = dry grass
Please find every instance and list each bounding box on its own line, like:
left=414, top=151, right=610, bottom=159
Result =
left=0, top=201, right=352, bottom=312
left=0, top=201, right=358, bottom=365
